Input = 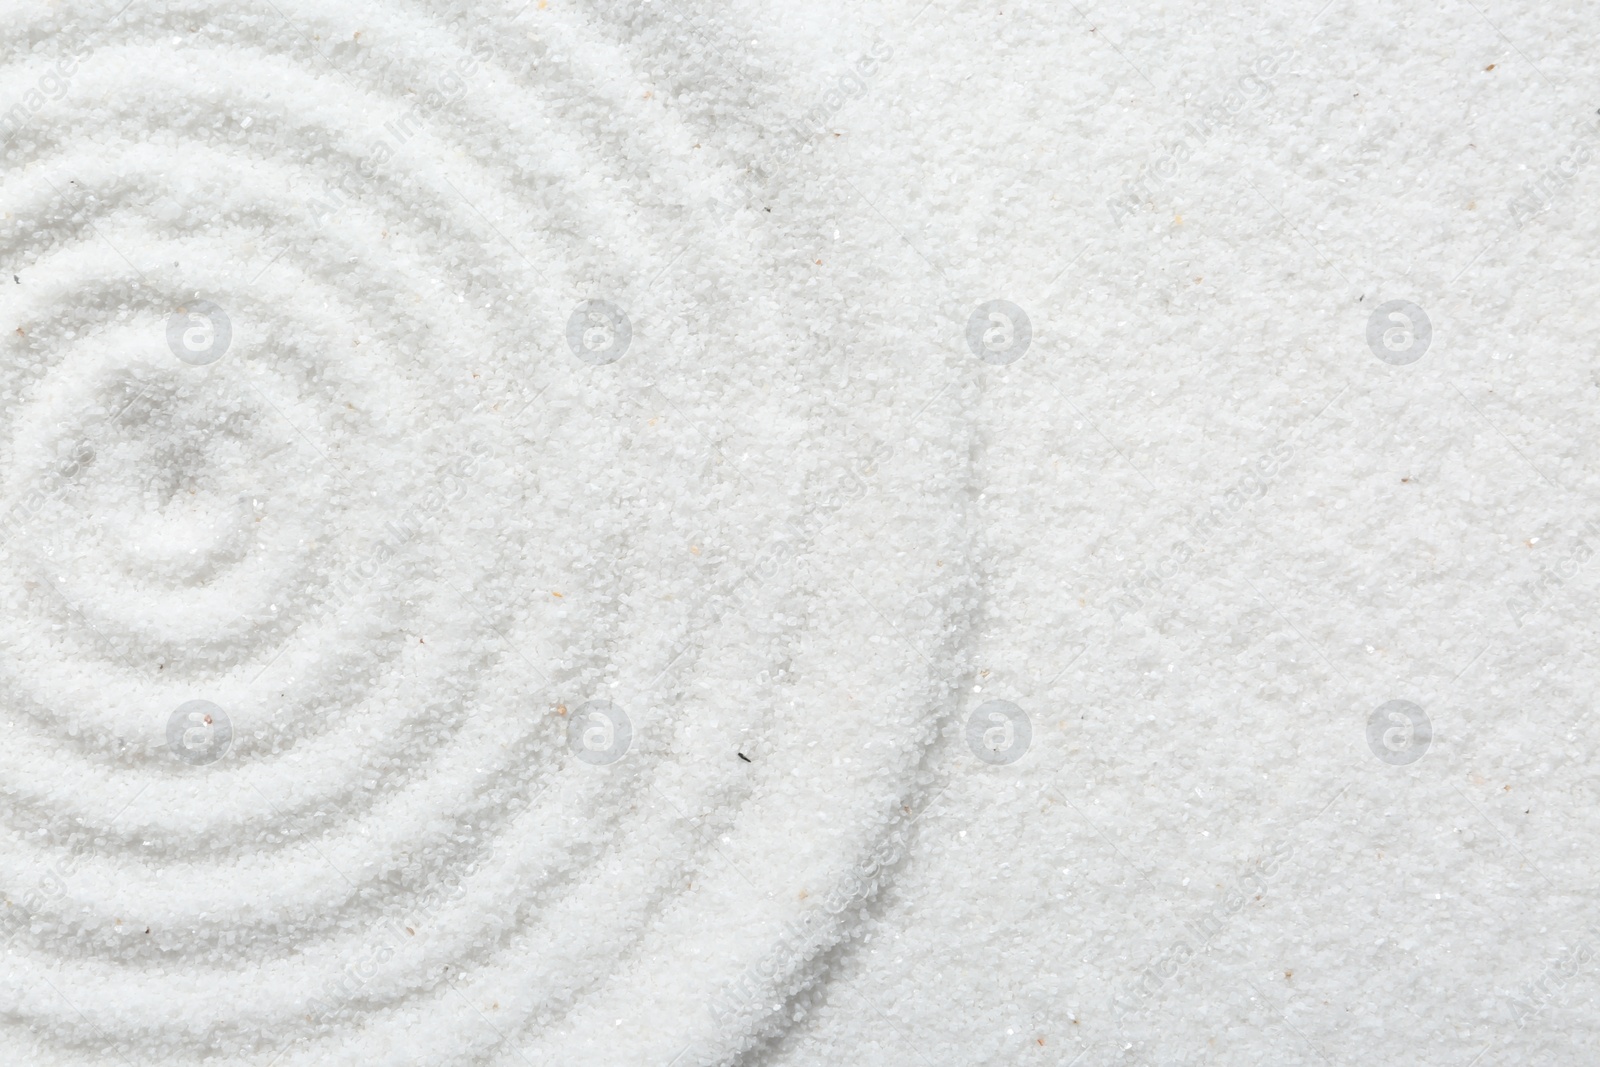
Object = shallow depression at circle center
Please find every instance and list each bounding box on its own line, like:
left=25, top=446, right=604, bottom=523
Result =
left=19, top=365, right=333, bottom=660
left=76, top=380, right=271, bottom=583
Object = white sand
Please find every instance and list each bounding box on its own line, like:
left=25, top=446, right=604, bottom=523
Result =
left=2, top=0, right=1598, bottom=1064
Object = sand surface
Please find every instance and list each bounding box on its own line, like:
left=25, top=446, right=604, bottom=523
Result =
left=2, top=1, right=1598, bottom=1064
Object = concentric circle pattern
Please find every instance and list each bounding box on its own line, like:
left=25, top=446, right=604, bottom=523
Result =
left=0, top=2, right=973, bottom=1065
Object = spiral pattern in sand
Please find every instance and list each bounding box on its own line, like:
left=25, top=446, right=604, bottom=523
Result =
left=0, top=2, right=973, bottom=1064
